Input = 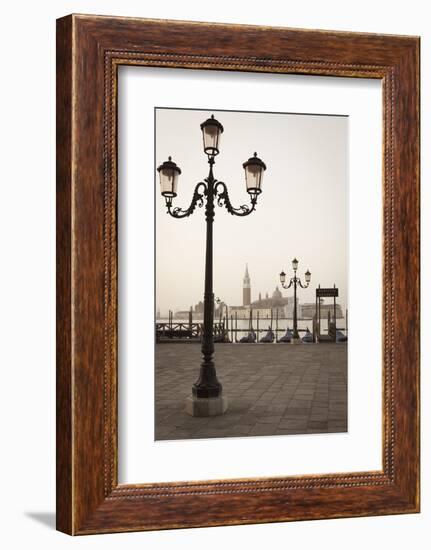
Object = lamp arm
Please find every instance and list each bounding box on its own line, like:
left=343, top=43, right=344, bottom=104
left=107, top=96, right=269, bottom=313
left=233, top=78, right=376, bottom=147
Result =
left=298, top=279, right=310, bottom=289
left=165, top=182, right=207, bottom=219
left=281, top=279, right=294, bottom=290
left=214, top=181, right=257, bottom=217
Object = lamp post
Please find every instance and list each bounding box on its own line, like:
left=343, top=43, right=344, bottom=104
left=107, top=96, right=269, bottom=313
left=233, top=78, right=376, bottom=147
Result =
left=279, top=258, right=311, bottom=340
left=216, top=297, right=229, bottom=319
left=216, top=297, right=230, bottom=340
left=157, top=114, right=266, bottom=416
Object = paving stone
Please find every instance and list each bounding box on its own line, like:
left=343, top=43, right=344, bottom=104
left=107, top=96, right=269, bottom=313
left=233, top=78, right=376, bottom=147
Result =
left=256, top=415, right=283, bottom=424
left=308, top=420, right=328, bottom=429
left=283, top=408, right=310, bottom=417
left=248, top=424, right=280, bottom=436
left=155, top=343, right=347, bottom=440
left=278, top=419, right=309, bottom=430
left=289, top=399, right=313, bottom=408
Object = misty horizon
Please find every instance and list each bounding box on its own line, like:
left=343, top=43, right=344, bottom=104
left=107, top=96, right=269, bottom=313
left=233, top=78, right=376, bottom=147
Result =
left=156, top=107, right=348, bottom=316
left=156, top=265, right=345, bottom=317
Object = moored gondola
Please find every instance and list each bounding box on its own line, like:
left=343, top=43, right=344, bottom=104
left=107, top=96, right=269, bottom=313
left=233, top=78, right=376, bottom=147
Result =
left=336, top=329, right=348, bottom=343
left=260, top=326, right=275, bottom=343
left=302, top=327, right=314, bottom=343
left=239, top=330, right=256, bottom=343
left=279, top=328, right=293, bottom=343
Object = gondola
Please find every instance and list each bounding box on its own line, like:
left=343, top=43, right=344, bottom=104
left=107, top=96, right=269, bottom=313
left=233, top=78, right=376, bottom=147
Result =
left=302, top=328, right=314, bottom=343
left=336, top=329, right=348, bottom=343
left=279, top=328, right=293, bottom=343
left=239, top=330, right=256, bottom=343
left=260, top=327, right=275, bottom=343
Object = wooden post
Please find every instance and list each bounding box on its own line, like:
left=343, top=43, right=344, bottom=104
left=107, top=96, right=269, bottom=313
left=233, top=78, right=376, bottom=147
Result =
left=257, top=310, right=260, bottom=343
left=313, top=314, right=317, bottom=343
left=225, top=306, right=228, bottom=335
left=333, top=284, right=337, bottom=331
left=346, top=308, right=348, bottom=337
left=275, top=308, right=279, bottom=342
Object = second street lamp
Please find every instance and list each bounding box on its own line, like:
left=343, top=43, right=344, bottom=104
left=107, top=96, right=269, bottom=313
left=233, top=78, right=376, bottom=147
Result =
left=279, top=258, right=311, bottom=340
left=157, top=114, right=267, bottom=416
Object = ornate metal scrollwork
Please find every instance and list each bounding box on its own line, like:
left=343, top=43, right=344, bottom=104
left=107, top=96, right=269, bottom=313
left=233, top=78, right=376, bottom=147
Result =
left=214, top=181, right=257, bottom=217
left=165, top=182, right=207, bottom=218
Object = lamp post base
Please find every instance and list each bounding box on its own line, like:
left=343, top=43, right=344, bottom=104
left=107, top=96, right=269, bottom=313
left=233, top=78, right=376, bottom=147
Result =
left=185, top=395, right=228, bottom=417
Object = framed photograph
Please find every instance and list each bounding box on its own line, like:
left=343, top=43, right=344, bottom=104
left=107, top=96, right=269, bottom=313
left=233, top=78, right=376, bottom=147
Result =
left=56, top=14, right=420, bottom=534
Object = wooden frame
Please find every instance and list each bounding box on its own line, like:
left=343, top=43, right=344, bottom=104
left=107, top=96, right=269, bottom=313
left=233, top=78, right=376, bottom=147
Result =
left=56, top=14, right=420, bottom=535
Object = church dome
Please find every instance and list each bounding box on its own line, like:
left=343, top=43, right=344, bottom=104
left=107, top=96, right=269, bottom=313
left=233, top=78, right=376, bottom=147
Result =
left=272, top=286, right=282, bottom=299
left=251, top=286, right=288, bottom=309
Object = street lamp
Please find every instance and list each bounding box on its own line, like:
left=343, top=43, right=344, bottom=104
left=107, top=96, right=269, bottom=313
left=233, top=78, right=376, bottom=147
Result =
left=201, top=114, right=223, bottom=156
left=158, top=114, right=267, bottom=416
left=216, top=297, right=229, bottom=319
left=279, top=258, right=311, bottom=340
left=216, top=297, right=230, bottom=342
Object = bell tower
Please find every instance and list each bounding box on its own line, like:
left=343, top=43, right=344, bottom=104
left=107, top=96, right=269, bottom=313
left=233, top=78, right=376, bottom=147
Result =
left=243, top=264, right=251, bottom=306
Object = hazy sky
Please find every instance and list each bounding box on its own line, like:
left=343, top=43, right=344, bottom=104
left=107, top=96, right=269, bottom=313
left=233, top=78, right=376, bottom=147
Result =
left=156, top=108, right=348, bottom=315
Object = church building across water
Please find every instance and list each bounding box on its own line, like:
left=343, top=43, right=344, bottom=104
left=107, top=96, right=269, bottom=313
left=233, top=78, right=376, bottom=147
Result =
left=228, top=264, right=296, bottom=319
left=175, top=264, right=343, bottom=321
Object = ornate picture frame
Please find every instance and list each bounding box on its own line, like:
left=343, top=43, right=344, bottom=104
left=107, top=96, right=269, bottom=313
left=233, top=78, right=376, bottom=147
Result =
left=56, top=14, right=420, bottom=534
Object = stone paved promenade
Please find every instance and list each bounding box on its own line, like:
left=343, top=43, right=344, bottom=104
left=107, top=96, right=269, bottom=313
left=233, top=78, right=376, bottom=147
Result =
left=155, top=343, right=347, bottom=440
